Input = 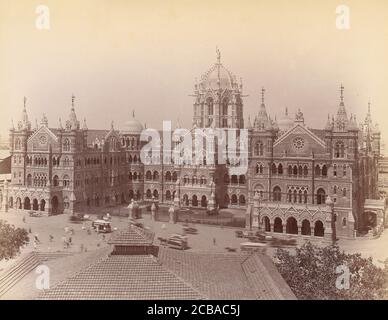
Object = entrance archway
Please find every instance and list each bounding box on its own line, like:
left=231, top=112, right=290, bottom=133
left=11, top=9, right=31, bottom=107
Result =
left=192, top=195, right=198, bottom=207
left=286, top=217, right=298, bottom=234
left=40, top=199, right=46, bottom=211
left=263, top=216, right=270, bottom=232
left=301, top=219, right=311, bottom=235
left=274, top=217, right=283, bottom=233
left=201, top=195, right=207, bottom=207
left=24, top=197, right=31, bottom=210
left=314, top=220, right=324, bottom=237
left=51, top=196, right=59, bottom=214
left=32, top=199, right=39, bottom=211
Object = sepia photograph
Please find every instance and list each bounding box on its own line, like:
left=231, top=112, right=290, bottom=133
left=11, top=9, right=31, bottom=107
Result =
left=0, top=0, right=388, bottom=309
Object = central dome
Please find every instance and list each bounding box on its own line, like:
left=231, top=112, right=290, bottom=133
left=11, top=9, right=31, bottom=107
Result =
left=200, top=63, right=237, bottom=90
left=121, top=111, right=143, bottom=135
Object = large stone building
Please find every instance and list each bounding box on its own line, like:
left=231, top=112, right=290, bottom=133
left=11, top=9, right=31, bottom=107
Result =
left=1, top=53, right=382, bottom=240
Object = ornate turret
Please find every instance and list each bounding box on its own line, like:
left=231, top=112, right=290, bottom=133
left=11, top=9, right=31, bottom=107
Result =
left=334, top=84, right=349, bottom=131
left=17, top=97, right=31, bottom=131
left=253, top=87, right=272, bottom=131
left=294, top=108, right=304, bottom=125
left=65, top=94, right=80, bottom=130
left=40, top=113, right=48, bottom=127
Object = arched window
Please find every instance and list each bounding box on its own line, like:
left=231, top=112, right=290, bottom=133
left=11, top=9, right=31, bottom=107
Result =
left=335, top=141, right=345, bottom=158
left=303, top=165, right=308, bottom=176
left=231, top=175, right=238, bottom=184
left=207, top=97, right=214, bottom=116
left=255, top=141, right=264, bottom=156
left=298, top=165, right=303, bottom=176
left=15, top=138, right=21, bottom=150
left=153, top=171, right=159, bottom=180
left=293, top=165, right=298, bottom=176
left=333, top=164, right=337, bottom=177
left=288, top=190, right=292, bottom=202
left=322, top=165, right=327, bottom=177
left=315, top=165, right=321, bottom=176
left=239, top=195, right=246, bottom=205
left=278, top=164, right=283, bottom=175
left=273, top=186, right=281, bottom=201
left=183, top=194, right=189, bottom=206
left=200, top=176, right=207, bottom=185
left=224, top=194, right=230, bottom=205
left=26, top=174, right=32, bottom=187
left=231, top=194, right=238, bottom=205
left=146, top=189, right=152, bottom=199
left=63, top=138, right=70, bottom=152
left=316, top=188, right=326, bottom=205
left=298, top=190, right=303, bottom=203
left=146, top=171, right=152, bottom=180
left=63, top=175, right=70, bottom=188
left=165, top=171, right=172, bottom=182
left=256, top=163, right=264, bottom=174
left=288, top=165, right=292, bottom=176
left=333, top=185, right=337, bottom=194
left=192, top=195, right=198, bottom=206
left=128, top=155, right=132, bottom=163
left=53, top=175, right=59, bottom=187
left=239, top=175, right=245, bottom=184
left=272, top=163, right=277, bottom=175
left=153, top=189, right=159, bottom=199
left=304, top=190, right=308, bottom=203
left=166, top=190, right=171, bottom=201
left=172, top=172, right=178, bottom=182
left=342, top=217, right=347, bottom=226
left=342, top=188, right=347, bottom=197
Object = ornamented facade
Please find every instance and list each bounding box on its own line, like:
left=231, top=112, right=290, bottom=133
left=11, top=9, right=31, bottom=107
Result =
left=2, top=53, right=382, bottom=240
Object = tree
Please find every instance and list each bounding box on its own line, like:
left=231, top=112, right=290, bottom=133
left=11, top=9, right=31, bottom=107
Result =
left=274, top=242, right=388, bottom=300
left=0, top=220, right=29, bottom=261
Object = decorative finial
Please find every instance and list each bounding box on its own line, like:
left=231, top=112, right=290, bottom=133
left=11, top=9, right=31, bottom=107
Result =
left=261, top=87, right=265, bottom=105
left=216, top=46, right=221, bottom=64
left=340, top=84, right=344, bottom=103
left=11, top=118, right=14, bottom=129
left=71, top=94, right=75, bottom=109
left=368, top=100, right=371, bottom=114
left=23, top=96, right=27, bottom=110
left=132, top=110, right=135, bottom=118
left=111, top=120, right=114, bottom=130
left=285, top=107, right=288, bottom=116
left=59, top=117, right=63, bottom=129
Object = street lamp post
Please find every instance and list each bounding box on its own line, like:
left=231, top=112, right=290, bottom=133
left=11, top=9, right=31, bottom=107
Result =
left=325, top=195, right=337, bottom=245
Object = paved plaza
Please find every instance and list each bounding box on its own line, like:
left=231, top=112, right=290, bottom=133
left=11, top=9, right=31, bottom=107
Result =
left=1, top=206, right=388, bottom=272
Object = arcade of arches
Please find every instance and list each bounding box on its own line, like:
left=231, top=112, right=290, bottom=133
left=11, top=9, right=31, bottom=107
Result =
left=261, top=216, right=325, bottom=237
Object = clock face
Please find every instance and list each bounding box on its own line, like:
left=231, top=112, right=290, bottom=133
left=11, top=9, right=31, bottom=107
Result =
left=39, top=135, right=47, bottom=145
left=292, top=137, right=305, bottom=151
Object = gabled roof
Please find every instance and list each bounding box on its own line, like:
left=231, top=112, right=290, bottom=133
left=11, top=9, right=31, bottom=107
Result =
left=39, top=254, right=203, bottom=300
left=27, top=126, right=58, bottom=144
left=274, top=124, right=326, bottom=148
left=0, top=156, right=11, bottom=174
left=108, top=225, right=154, bottom=246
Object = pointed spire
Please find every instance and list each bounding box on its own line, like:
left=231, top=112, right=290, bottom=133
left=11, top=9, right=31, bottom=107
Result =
left=11, top=118, right=14, bottom=130
left=111, top=120, right=114, bottom=130
left=216, top=46, right=221, bottom=64
left=41, top=113, right=48, bottom=126
left=285, top=107, right=288, bottom=116
left=59, top=117, right=63, bottom=129
left=35, top=119, right=38, bottom=130
left=340, top=83, right=344, bottom=104
left=261, top=87, right=265, bottom=105
left=23, top=96, right=27, bottom=111
left=82, top=118, right=88, bottom=130
left=132, top=110, right=135, bottom=118
left=71, top=94, right=75, bottom=110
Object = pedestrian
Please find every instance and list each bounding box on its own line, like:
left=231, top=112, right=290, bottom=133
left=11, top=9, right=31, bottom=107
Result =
left=34, top=233, right=40, bottom=244
left=22, top=216, right=26, bottom=223
left=69, top=236, right=72, bottom=245
left=49, top=234, right=53, bottom=242
left=33, top=239, right=37, bottom=250
left=62, top=236, right=67, bottom=249
left=28, top=227, right=32, bottom=233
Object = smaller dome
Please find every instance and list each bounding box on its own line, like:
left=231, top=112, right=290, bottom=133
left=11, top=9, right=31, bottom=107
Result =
left=121, top=111, right=143, bottom=135
left=278, top=108, right=294, bottom=132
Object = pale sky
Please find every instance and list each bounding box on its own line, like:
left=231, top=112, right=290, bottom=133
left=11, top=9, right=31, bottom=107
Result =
left=0, top=0, right=387, bottom=144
